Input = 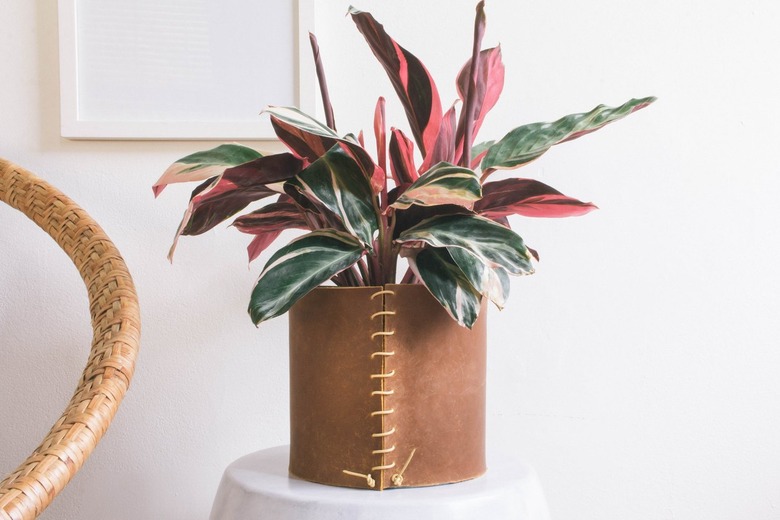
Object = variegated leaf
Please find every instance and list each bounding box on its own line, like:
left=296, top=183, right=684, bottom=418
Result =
left=481, top=96, right=657, bottom=171
left=448, top=247, right=510, bottom=309
left=267, top=106, right=385, bottom=193
left=349, top=7, right=443, bottom=157
left=476, top=178, right=598, bottom=218
left=248, top=230, right=366, bottom=325
left=470, top=140, right=495, bottom=170
left=408, top=247, right=483, bottom=328
left=153, top=144, right=262, bottom=197
left=167, top=153, right=304, bottom=260
left=392, top=203, right=472, bottom=240
left=391, top=162, right=481, bottom=211
left=287, top=145, right=379, bottom=249
left=396, top=214, right=534, bottom=275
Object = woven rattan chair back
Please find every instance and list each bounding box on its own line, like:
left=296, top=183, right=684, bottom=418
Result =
left=0, top=159, right=140, bottom=520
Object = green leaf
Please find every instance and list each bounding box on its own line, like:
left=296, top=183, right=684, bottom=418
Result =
left=448, top=247, right=511, bottom=309
left=248, top=230, right=365, bottom=325
left=396, top=214, right=534, bottom=275
left=470, top=140, right=495, bottom=169
left=287, top=145, right=379, bottom=249
left=481, top=96, right=656, bottom=171
left=153, top=144, right=262, bottom=196
left=408, top=248, right=483, bottom=328
left=390, top=162, right=481, bottom=211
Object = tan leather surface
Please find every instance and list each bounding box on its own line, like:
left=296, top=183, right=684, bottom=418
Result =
left=288, top=284, right=486, bottom=490
left=383, top=284, right=487, bottom=488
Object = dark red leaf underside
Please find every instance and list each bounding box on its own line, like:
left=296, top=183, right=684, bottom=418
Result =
left=475, top=178, right=598, bottom=219
left=234, top=199, right=310, bottom=262
left=388, top=128, right=418, bottom=185
left=271, top=116, right=385, bottom=194
left=247, top=231, right=283, bottom=263
left=233, top=200, right=309, bottom=235
left=181, top=154, right=305, bottom=236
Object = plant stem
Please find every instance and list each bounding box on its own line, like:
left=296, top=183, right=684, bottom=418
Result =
left=350, top=264, right=365, bottom=286
left=357, top=257, right=370, bottom=286
left=383, top=212, right=398, bottom=284
left=400, top=267, right=417, bottom=284
left=309, top=33, right=336, bottom=131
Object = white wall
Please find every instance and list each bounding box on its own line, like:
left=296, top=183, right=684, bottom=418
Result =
left=2, top=1, right=779, bottom=519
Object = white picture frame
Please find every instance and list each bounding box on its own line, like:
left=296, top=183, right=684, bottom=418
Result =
left=58, top=0, right=315, bottom=140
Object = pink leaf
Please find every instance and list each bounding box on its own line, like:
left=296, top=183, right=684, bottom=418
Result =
left=419, top=103, right=458, bottom=174
left=475, top=178, right=598, bottom=219
left=374, top=97, right=387, bottom=175
left=235, top=198, right=310, bottom=263
left=247, top=231, right=283, bottom=263
left=455, top=46, right=505, bottom=165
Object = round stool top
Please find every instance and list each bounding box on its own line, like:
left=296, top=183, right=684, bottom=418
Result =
left=210, top=445, right=550, bottom=520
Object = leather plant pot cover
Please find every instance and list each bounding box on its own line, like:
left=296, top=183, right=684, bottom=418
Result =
left=288, top=284, right=487, bottom=490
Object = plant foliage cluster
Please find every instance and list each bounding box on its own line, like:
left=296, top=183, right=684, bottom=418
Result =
left=153, top=3, right=654, bottom=328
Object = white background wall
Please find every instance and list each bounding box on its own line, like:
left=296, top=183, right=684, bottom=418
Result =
left=2, top=1, right=779, bottom=519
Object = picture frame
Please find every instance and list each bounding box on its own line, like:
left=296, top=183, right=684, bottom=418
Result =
left=58, top=0, right=316, bottom=140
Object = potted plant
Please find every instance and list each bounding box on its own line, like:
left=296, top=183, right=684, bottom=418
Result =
left=154, top=2, right=654, bottom=490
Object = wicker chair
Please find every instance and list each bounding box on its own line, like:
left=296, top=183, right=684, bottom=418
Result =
left=0, top=159, right=141, bottom=520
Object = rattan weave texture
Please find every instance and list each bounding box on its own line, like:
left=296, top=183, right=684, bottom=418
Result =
left=0, top=159, right=140, bottom=520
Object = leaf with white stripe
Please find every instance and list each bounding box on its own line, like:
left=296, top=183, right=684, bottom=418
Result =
left=287, top=145, right=379, bottom=249
left=408, top=247, right=483, bottom=328
left=481, top=97, right=656, bottom=172
left=397, top=214, right=534, bottom=275
left=266, top=106, right=385, bottom=193
left=448, top=247, right=511, bottom=309
left=248, top=230, right=365, bottom=325
left=390, top=162, right=481, bottom=211
left=153, top=144, right=262, bottom=196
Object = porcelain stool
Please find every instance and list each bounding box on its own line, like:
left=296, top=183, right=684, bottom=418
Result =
left=210, top=445, right=550, bottom=520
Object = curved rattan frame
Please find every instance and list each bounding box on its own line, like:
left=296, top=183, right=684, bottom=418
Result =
left=0, top=159, right=140, bottom=520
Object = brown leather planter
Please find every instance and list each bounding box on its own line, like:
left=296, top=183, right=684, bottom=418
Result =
left=288, top=284, right=487, bottom=490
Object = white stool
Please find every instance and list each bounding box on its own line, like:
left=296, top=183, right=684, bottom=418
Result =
left=210, top=446, right=550, bottom=520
